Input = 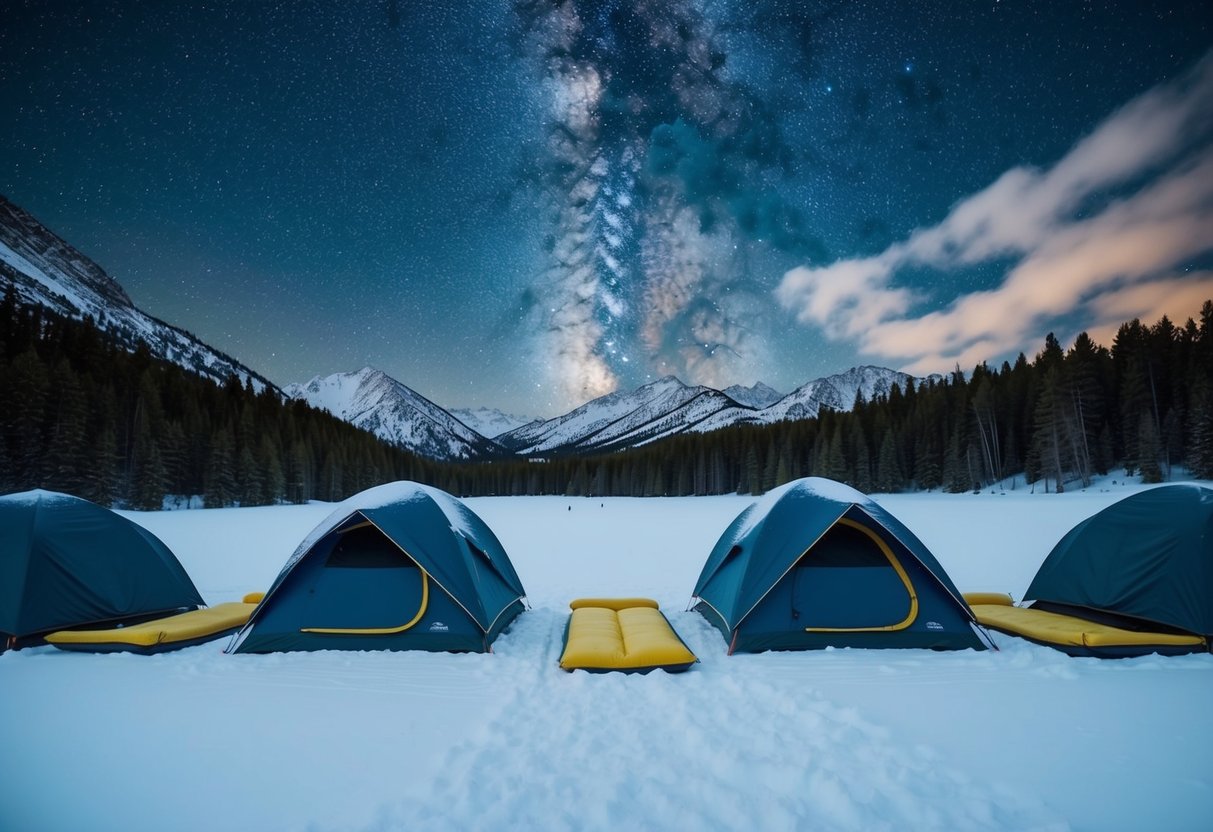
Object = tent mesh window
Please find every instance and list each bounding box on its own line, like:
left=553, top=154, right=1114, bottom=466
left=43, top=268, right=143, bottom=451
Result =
left=325, top=524, right=416, bottom=569
left=798, top=522, right=891, bottom=568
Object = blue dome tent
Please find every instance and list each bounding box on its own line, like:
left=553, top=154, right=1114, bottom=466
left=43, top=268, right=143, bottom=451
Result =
left=1015, top=484, right=1213, bottom=654
left=229, top=482, right=526, bottom=654
left=692, top=478, right=990, bottom=653
left=1, top=490, right=203, bottom=650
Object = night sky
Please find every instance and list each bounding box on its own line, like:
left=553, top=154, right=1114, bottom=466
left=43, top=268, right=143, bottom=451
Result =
left=3, top=1, right=1211, bottom=417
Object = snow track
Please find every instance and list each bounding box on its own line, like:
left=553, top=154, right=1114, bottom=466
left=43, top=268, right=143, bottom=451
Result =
left=352, top=609, right=1066, bottom=832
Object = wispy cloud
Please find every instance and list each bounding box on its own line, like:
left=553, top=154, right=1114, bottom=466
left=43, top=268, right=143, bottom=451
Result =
left=777, top=52, right=1213, bottom=371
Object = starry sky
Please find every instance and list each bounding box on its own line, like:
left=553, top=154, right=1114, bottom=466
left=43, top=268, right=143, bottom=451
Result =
left=2, top=1, right=1211, bottom=417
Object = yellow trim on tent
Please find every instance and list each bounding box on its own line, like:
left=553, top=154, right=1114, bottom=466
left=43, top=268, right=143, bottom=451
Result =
left=301, top=569, right=430, bottom=635
left=804, top=517, right=918, bottom=633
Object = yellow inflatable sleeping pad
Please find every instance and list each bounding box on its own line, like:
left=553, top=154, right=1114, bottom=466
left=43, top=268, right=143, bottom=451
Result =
left=559, top=598, right=697, bottom=673
left=569, top=597, right=659, bottom=611
left=962, top=592, right=1014, bottom=607
left=971, top=602, right=1206, bottom=652
left=45, top=600, right=258, bottom=654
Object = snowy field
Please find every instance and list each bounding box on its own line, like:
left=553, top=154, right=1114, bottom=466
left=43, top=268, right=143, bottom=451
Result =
left=2, top=480, right=1212, bottom=832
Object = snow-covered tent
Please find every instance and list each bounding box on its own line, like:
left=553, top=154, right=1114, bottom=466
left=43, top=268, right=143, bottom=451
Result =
left=229, top=482, right=526, bottom=653
left=0, top=490, right=204, bottom=650
left=692, top=478, right=991, bottom=653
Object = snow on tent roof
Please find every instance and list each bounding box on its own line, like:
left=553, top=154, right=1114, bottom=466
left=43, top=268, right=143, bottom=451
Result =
left=0, top=489, right=78, bottom=507
left=278, top=482, right=483, bottom=578
left=733, top=477, right=870, bottom=540
left=260, top=481, right=524, bottom=619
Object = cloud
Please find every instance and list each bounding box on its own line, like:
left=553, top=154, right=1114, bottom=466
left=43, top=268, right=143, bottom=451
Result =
left=1080, top=271, right=1213, bottom=349
left=777, top=52, right=1213, bottom=370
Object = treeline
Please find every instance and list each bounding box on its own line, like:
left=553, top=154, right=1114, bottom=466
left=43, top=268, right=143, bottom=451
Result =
left=3, top=285, right=1211, bottom=507
left=438, top=301, right=1213, bottom=497
left=0, top=289, right=441, bottom=508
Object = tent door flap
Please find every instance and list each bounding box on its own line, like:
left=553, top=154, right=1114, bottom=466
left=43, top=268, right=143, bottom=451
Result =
left=795, top=518, right=918, bottom=632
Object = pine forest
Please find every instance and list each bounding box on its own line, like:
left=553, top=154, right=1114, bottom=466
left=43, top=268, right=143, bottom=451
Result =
left=2, top=287, right=1211, bottom=507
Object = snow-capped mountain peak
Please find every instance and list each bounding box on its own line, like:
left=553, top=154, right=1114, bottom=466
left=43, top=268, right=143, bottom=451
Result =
left=722, top=381, right=783, bottom=409
left=284, top=367, right=502, bottom=460
left=495, top=375, right=701, bottom=455
left=761, top=365, right=919, bottom=423
left=496, top=366, right=930, bottom=455
left=449, top=407, right=535, bottom=440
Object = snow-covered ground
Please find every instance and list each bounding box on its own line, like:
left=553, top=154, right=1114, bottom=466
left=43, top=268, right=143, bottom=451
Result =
left=2, top=479, right=1211, bottom=832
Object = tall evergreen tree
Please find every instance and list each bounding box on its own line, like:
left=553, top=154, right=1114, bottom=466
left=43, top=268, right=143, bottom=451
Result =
left=875, top=432, right=903, bottom=493
left=1029, top=367, right=1067, bottom=492
left=45, top=359, right=88, bottom=493
left=913, top=433, right=941, bottom=490
left=131, top=441, right=168, bottom=510
left=6, top=349, right=49, bottom=485
left=205, top=430, right=238, bottom=507
left=1137, top=416, right=1164, bottom=483
left=1188, top=374, right=1213, bottom=479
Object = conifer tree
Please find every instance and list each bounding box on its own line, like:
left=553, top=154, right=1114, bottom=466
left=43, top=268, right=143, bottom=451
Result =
left=287, top=441, right=310, bottom=503
left=970, top=375, right=1002, bottom=486
left=6, top=349, right=49, bottom=485
left=45, top=359, right=88, bottom=493
left=913, top=433, right=941, bottom=491
left=1138, top=416, right=1164, bottom=483
left=237, top=443, right=263, bottom=506
left=875, top=432, right=903, bottom=493
left=131, top=442, right=168, bottom=510
left=852, top=432, right=872, bottom=492
left=759, top=438, right=779, bottom=492
left=821, top=426, right=847, bottom=483
left=737, top=444, right=758, bottom=494
left=1114, top=322, right=1150, bottom=474
left=1187, top=376, right=1213, bottom=479
left=1029, top=367, right=1066, bottom=492
left=0, top=434, right=12, bottom=493
left=774, top=449, right=792, bottom=488
left=943, top=430, right=967, bottom=493
left=205, top=429, right=238, bottom=507
left=85, top=423, right=121, bottom=506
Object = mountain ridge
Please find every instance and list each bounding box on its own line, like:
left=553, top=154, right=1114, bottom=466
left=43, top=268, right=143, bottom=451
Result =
left=0, top=195, right=276, bottom=392
left=293, top=365, right=935, bottom=460
left=284, top=367, right=504, bottom=461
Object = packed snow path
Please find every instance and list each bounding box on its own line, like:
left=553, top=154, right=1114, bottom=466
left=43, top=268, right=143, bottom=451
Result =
left=375, top=608, right=1065, bottom=832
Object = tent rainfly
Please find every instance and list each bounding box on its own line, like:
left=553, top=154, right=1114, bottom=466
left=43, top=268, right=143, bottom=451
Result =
left=692, top=478, right=991, bottom=653
left=1024, top=484, right=1213, bottom=644
left=1, top=490, right=204, bottom=651
left=229, top=481, right=526, bottom=654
